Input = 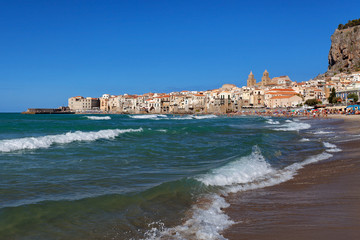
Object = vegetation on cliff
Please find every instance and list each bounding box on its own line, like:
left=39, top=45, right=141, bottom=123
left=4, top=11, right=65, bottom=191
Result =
left=338, top=18, right=360, bottom=30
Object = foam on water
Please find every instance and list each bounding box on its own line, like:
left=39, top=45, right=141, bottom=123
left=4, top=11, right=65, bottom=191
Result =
left=129, top=114, right=167, bottom=120
left=171, top=115, right=195, bottom=120
left=273, top=120, right=311, bottom=131
left=197, top=146, right=273, bottom=186
left=193, top=115, right=218, bottom=120
left=0, top=128, right=143, bottom=152
left=266, top=119, right=280, bottom=125
left=323, top=142, right=342, bottom=152
left=86, top=116, right=111, bottom=120
left=300, top=138, right=310, bottom=142
left=143, top=194, right=234, bottom=240
left=156, top=129, right=167, bottom=133
left=314, top=130, right=334, bottom=135
left=148, top=145, right=333, bottom=240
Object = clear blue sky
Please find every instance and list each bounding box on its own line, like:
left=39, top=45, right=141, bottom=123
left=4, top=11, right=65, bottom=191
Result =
left=1, top=0, right=359, bottom=112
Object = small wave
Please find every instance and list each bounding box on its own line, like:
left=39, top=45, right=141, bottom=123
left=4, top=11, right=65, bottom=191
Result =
left=285, top=119, right=293, bottom=123
left=314, top=131, right=334, bottom=135
left=171, top=116, right=194, bottom=120
left=147, top=146, right=333, bottom=240
left=129, top=114, right=167, bottom=120
left=226, top=151, right=333, bottom=194
left=273, top=121, right=311, bottom=131
left=86, top=116, right=111, bottom=120
left=143, top=194, right=234, bottom=240
left=0, top=128, right=143, bottom=152
left=300, top=138, right=310, bottom=142
left=323, top=142, right=342, bottom=152
left=197, top=146, right=273, bottom=186
left=193, top=115, right=218, bottom=120
left=156, top=129, right=167, bottom=133
left=266, top=119, right=280, bottom=125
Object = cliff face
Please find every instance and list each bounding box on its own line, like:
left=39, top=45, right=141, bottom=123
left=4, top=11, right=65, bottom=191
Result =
left=328, top=25, right=360, bottom=73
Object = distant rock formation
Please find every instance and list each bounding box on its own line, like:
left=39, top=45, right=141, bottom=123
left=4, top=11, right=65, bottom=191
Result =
left=328, top=24, right=360, bottom=74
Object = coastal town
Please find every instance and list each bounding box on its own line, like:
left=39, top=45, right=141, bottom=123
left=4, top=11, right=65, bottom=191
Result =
left=64, top=70, right=360, bottom=115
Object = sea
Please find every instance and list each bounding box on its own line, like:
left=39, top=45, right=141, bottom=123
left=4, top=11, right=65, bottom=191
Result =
left=0, top=113, right=344, bottom=240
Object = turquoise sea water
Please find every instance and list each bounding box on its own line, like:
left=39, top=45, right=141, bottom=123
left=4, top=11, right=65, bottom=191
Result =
left=0, top=113, right=341, bottom=239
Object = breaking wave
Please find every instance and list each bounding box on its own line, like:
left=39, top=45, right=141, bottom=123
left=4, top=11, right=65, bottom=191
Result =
left=143, top=194, right=234, bottom=240
left=193, top=115, right=218, bottom=119
left=86, top=116, right=111, bottom=120
left=146, top=146, right=333, bottom=239
left=0, top=128, right=143, bottom=153
left=197, top=146, right=272, bottom=186
left=130, top=114, right=167, bottom=120
left=273, top=120, right=311, bottom=131
left=266, top=119, right=280, bottom=125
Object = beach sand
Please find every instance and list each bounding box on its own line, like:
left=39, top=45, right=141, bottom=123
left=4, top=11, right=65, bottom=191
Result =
left=223, top=118, right=360, bottom=240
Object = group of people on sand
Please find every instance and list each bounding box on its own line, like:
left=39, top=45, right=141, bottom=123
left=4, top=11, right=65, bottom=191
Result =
left=222, top=107, right=360, bottom=118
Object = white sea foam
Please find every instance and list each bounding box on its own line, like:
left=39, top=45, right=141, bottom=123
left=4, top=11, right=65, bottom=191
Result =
left=156, top=129, right=167, bottom=133
left=144, top=146, right=333, bottom=240
left=129, top=114, right=167, bottom=120
left=199, top=146, right=332, bottom=190
left=314, top=130, right=334, bottom=135
left=226, top=152, right=333, bottom=193
left=143, top=194, right=234, bottom=240
left=86, top=116, right=111, bottom=120
left=323, top=142, right=342, bottom=152
left=266, top=119, right=280, bottom=125
left=300, top=138, right=310, bottom=142
left=171, top=115, right=194, bottom=120
left=197, top=146, right=273, bottom=186
left=285, top=119, right=293, bottom=123
left=193, top=115, right=218, bottom=120
left=0, top=128, right=143, bottom=152
left=273, top=121, right=311, bottom=131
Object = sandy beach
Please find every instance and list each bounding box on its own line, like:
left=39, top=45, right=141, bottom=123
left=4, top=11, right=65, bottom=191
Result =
left=223, top=117, right=360, bottom=240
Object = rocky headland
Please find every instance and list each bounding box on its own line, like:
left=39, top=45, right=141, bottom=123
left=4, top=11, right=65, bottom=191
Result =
left=326, top=18, right=360, bottom=76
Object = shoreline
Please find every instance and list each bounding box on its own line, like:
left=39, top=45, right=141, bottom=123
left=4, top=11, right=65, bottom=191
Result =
left=222, top=117, right=360, bottom=239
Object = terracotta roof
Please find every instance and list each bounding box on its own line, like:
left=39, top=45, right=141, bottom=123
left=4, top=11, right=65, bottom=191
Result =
left=267, top=92, right=296, bottom=95
left=271, top=95, right=295, bottom=99
left=269, top=88, right=295, bottom=91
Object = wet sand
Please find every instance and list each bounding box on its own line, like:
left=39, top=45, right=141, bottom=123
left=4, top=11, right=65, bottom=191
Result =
left=223, top=118, right=360, bottom=240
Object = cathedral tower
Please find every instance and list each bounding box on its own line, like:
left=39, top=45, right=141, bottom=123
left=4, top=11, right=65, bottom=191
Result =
left=247, top=71, right=256, bottom=87
left=261, top=69, right=271, bottom=86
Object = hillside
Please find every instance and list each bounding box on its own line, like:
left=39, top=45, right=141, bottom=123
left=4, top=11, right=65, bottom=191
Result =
left=327, top=20, right=360, bottom=74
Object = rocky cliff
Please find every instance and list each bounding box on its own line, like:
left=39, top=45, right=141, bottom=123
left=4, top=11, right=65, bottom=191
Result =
left=328, top=25, right=360, bottom=74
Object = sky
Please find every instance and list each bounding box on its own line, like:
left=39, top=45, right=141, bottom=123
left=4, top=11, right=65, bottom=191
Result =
left=1, top=0, right=360, bottom=112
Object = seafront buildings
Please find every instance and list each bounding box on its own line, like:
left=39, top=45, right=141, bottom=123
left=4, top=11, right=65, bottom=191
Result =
left=68, top=70, right=360, bottom=114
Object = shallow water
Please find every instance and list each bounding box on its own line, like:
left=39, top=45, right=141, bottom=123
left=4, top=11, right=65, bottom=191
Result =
left=0, top=114, right=340, bottom=239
